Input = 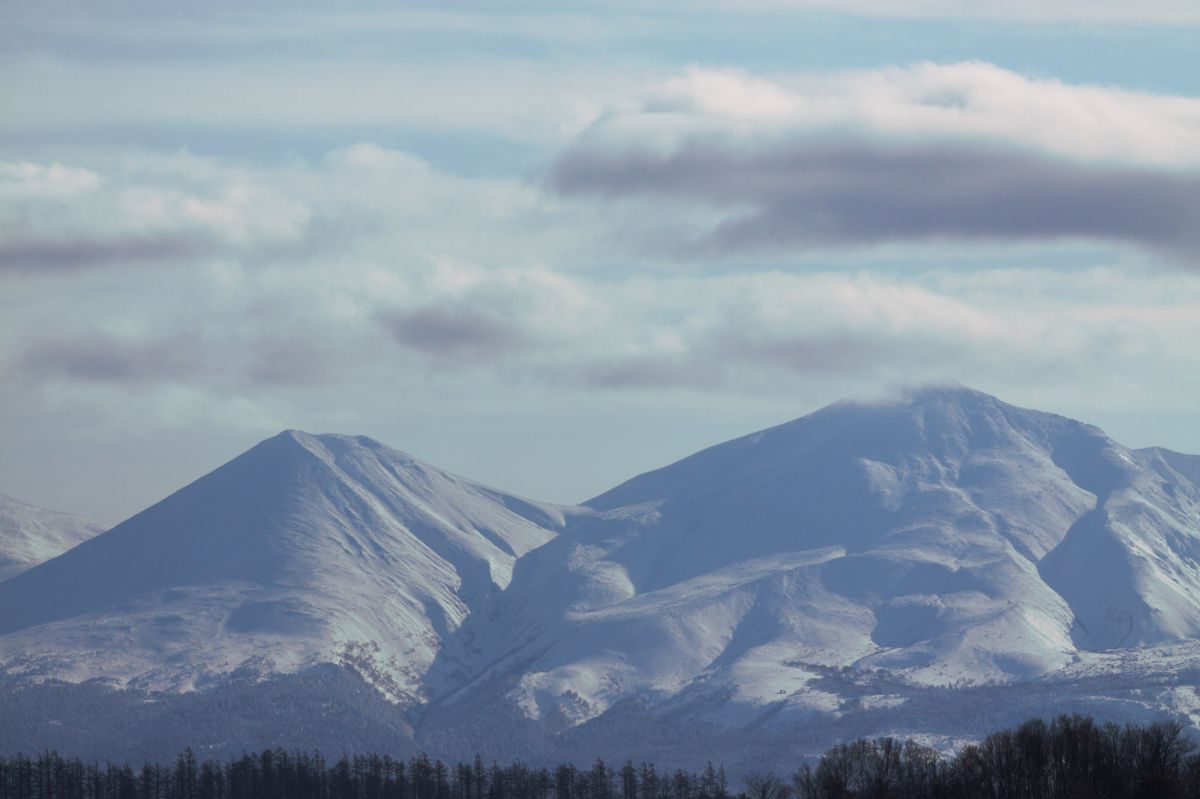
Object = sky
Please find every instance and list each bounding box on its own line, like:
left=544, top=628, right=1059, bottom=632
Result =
left=2, top=1, right=1199, bottom=524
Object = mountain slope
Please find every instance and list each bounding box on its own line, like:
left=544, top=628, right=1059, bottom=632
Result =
left=0, top=431, right=573, bottom=699
left=428, top=386, right=1200, bottom=729
left=1140, top=446, right=1200, bottom=489
left=4, top=391, right=1200, bottom=767
left=0, top=494, right=103, bottom=581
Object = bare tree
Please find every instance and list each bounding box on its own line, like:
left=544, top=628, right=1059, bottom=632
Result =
left=743, top=772, right=790, bottom=799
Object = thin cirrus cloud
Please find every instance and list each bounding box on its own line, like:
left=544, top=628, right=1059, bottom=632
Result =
left=714, top=0, right=1200, bottom=24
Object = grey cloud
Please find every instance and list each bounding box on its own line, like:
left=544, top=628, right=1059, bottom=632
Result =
left=574, top=356, right=724, bottom=390
left=16, top=331, right=336, bottom=388
left=18, top=335, right=202, bottom=384
left=241, top=335, right=337, bottom=387
left=716, top=333, right=895, bottom=375
left=572, top=330, right=931, bottom=391
left=380, top=306, right=523, bottom=361
left=0, top=235, right=211, bottom=273
left=563, top=314, right=1118, bottom=393
left=550, top=139, right=1200, bottom=261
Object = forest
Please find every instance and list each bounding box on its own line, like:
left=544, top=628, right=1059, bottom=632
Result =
left=1, top=714, right=1197, bottom=799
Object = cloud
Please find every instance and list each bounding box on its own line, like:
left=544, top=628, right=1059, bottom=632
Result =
left=13, top=327, right=338, bottom=390
left=553, top=139, right=1200, bottom=260
left=0, top=154, right=313, bottom=275
left=550, top=63, right=1200, bottom=262
left=381, top=306, right=523, bottom=361
left=569, top=333, right=896, bottom=390
left=586, top=63, right=1200, bottom=169
left=17, top=334, right=203, bottom=384
left=0, top=161, right=101, bottom=197
left=0, top=145, right=591, bottom=401
left=3, top=146, right=1198, bottom=416
left=0, top=235, right=211, bottom=273
left=543, top=273, right=1015, bottom=391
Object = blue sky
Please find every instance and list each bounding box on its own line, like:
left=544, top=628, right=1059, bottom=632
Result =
left=3, top=1, right=1199, bottom=522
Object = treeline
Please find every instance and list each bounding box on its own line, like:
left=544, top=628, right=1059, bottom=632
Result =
left=789, top=714, right=1197, bottom=798
left=0, top=750, right=725, bottom=799
left=0, top=714, right=1197, bottom=799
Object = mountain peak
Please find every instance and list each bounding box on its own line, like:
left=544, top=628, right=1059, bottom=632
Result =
left=864, top=380, right=978, bottom=402
left=830, top=382, right=1012, bottom=419
left=264, top=428, right=412, bottom=460
left=5, top=394, right=1200, bottom=760
left=587, top=383, right=1066, bottom=514
left=450, top=389, right=1200, bottom=734
left=896, top=381, right=995, bottom=405
left=234, top=430, right=429, bottom=494
left=0, top=429, right=570, bottom=694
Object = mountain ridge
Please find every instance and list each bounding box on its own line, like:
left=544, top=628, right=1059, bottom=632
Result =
left=0, top=429, right=575, bottom=699
left=0, top=493, right=103, bottom=582
left=2, top=385, right=1200, bottom=766
left=425, top=385, right=1200, bottom=731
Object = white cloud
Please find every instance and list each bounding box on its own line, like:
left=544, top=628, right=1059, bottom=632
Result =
left=583, top=62, right=1200, bottom=168
left=0, top=162, right=101, bottom=198
left=551, top=63, right=1200, bottom=261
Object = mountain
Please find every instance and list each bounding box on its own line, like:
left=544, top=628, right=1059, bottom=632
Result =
left=0, top=431, right=573, bottom=700
left=3, top=388, right=1200, bottom=768
left=0, top=494, right=103, bottom=581
left=1140, top=446, right=1200, bottom=488
left=429, top=386, right=1200, bottom=731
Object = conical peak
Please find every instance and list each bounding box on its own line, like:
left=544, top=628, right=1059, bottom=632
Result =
left=267, top=429, right=389, bottom=454
left=255, top=429, right=420, bottom=472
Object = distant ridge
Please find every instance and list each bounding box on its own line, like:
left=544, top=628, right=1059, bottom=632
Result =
left=0, top=493, right=102, bottom=581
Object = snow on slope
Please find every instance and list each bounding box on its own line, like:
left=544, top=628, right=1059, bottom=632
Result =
left=430, top=386, right=1200, bottom=728
left=3, top=389, right=1200, bottom=755
left=1141, top=447, right=1200, bottom=490
left=0, top=494, right=103, bottom=581
left=0, top=431, right=574, bottom=699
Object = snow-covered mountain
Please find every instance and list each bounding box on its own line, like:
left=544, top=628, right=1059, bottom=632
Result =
left=3, top=388, right=1200, bottom=766
left=0, top=431, right=573, bottom=699
left=0, top=494, right=103, bottom=581
left=430, top=386, right=1200, bottom=729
